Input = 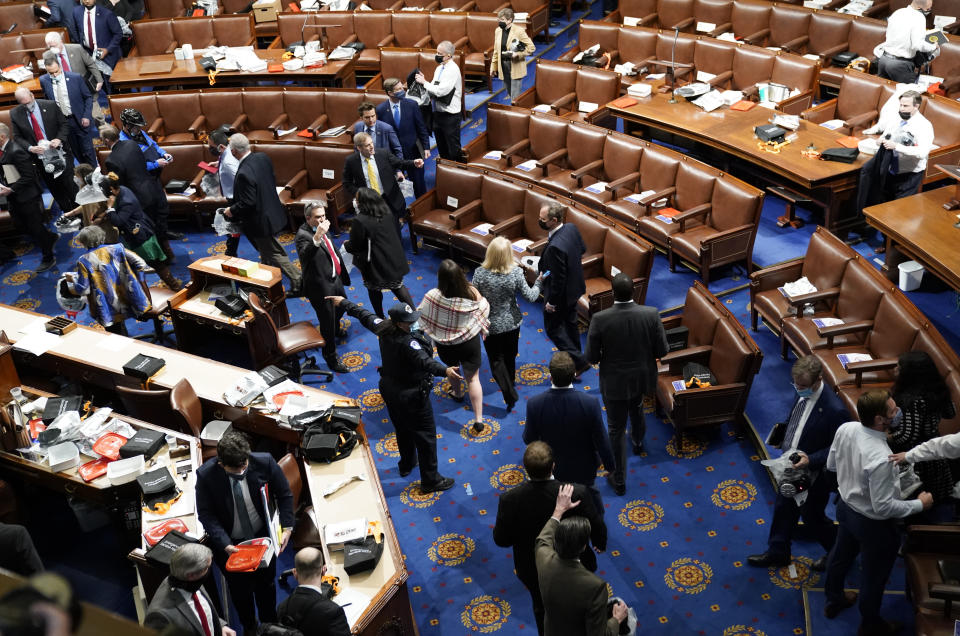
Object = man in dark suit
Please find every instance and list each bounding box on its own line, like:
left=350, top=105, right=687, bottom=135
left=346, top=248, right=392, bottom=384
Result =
left=144, top=544, right=235, bottom=636
left=748, top=355, right=847, bottom=571
left=223, top=133, right=302, bottom=295
left=40, top=55, right=95, bottom=165
left=0, top=522, right=44, bottom=576
left=295, top=202, right=350, bottom=373
left=44, top=31, right=104, bottom=97
left=100, top=124, right=164, bottom=230
left=493, top=441, right=606, bottom=636
left=0, top=123, right=57, bottom=271
left=537, top=202, right=589, bottom=377
left=10, top=87, right=78, bottom=216
left=46, top=0, right=80, bottom=46
left=196, top=431, right=294, bottom=635
left=73, top=0, right=122, bottom=72
left=523, top=352, right=615, bottom=513
left=351, top=101, right=402, bottom=160
left=277, top=547, right=350, bottom=636
left=535, top=485, right=628, bottom=636
left=377, top=78, right=431, bottom=198
left=586, top=273, right=668, bottom=496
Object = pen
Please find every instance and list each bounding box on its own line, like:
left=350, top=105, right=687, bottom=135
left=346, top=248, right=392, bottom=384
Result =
left=340, top=603, right=352, bottom=608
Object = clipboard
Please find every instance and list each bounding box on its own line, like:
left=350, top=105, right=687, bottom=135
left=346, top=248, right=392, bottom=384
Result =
left=2, top=164, right=20, bottom=184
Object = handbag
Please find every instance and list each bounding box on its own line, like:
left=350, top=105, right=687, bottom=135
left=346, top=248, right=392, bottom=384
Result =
left=820, top=147, right=859, bottom=163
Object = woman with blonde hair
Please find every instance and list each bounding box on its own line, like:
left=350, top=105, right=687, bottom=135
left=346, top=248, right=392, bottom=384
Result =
left=418, top=259, right=490, bottom=433
left=472, top=237, right=542, bottom=412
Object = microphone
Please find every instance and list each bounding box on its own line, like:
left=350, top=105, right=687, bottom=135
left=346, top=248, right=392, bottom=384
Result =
left=301, top=14, right=311, bottom=47
left=3, top=23, right=17, bottom=35
left=668, top=26, right=680, bottom=103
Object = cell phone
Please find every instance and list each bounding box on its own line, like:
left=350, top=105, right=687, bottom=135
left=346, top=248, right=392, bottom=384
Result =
left=542, top=270, right=550, bottom=278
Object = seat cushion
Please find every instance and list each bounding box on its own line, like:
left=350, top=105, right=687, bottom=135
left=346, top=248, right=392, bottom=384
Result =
left=277, top=321, right=325, bottom=356
left=413, top=207, right=457, bottom=240
left=816, top=346, right=897, bottom=388
left=450, top=226, right=495, bottom=260
left=636, top=215, right=681, bottom=249
left=246, top=130, right=276, bottom=142
left=540, top=170, right=581, bottom=195
left=162, top=132, right=197, bottom=143
left=604, top=199, right=647, bottom=232
left=752, top=288, right=793, bottom=332
left=781, top=314, right=867, bottom=356
left=468, top=157, right=509, bottom=172
left=464, top=52, right=486, bottom=74
left=670, top=225, right=718, bottom=262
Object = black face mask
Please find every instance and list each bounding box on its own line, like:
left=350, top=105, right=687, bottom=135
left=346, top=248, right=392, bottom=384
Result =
left=538, top=219, right=550, bottom=231
left=899, top=110, right=912, bottom=120
left=208, top=146, right=220, bottom=155
left=170, top=576, right=205, bottom=593
left=498, top=20, right=507, bottom=28
left=435, top=54, right=444, bottom=64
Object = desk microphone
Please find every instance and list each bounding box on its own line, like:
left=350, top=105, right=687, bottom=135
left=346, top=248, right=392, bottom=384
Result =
left=2, top=23, right=17, bottom=35
left=668, top=26, right=680, bottom=104
left=301, top=14, right=312, bottom=48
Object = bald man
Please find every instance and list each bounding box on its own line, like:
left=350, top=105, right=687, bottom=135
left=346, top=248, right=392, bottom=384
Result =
left=276, top=547, right=350, bottom=636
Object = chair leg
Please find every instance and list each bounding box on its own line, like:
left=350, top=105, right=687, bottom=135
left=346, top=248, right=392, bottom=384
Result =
left=296, top=355, right=333, bottom=383
left=133, top=316, right=175, bottom=345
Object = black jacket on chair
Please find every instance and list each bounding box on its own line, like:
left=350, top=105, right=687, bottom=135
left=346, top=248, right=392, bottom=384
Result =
left=276, top=587, right=351, bottom=636
left=232, top=152, right=287, bottom=240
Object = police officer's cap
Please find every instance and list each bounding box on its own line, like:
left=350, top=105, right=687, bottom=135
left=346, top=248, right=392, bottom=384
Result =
left=388, top=303, right=419, bottom=323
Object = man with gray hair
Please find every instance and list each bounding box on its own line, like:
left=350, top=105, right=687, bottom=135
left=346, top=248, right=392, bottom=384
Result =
left=44, top=30, right=103, bottom=95
left=414, top=40, right=462, bottom=161
left=222, top=133, right=303, bottom=295
left=39, top=54, right=96, bottom=164
left=145, top=543, right=236, bottom=636
left=276, top=547, right=350, bottom=635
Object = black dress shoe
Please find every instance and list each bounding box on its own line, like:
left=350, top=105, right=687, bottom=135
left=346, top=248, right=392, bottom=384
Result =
left=811, top=555, right=828, bottom=571
left=164, top=231, right=185, bottom=241
left=325, top=358, right=350, bottom=373
left=36, top=257, right=56, bottom=272
left=746, top=552, right=791, bottom=568
left=336, top=328, right=348, bottom=339
left=398, top=459, right=418, bottom=477
left=632, top=441, right=644, bottom=455
left=421, top=476, right=455, bottom=493
left=824, top=591, right=858, bottom=619
left=605, top=473, right=625, bottom=496
left=472, top=421, right=484, bottom=434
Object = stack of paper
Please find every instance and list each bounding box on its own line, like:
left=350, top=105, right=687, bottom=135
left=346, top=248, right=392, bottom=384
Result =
left=317, top=125, right=348, bottom=138
left=819, top=119, right=845, bottom=130
left=627, top=83, right=652, bottom=98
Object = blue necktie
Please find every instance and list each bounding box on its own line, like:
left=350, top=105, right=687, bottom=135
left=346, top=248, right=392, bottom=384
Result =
left=393, top=103, right=400, bottom=126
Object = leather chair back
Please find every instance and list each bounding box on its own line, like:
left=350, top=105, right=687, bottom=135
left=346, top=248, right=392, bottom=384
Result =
left=0, top=108, right=11, bottom=131
left=157, top=92, right=202, bottom=137
left=429, top=13, right=467, bottom=48
left=845, top=18, right=886, bottom=58
left=710, top=177, right=760, bottom=231
left=521, top=189, right=555, bottom=240
left=466, top=14, right=499, bottom=54
left=808, top=12, right=851, bottom=56
left=303, top=13, right=355, bottom=48
left=480, top=176, right=528, bottom=223
left=618, top=0, right=658, bottom=20
left=361, top=91, right=390, bottom=108
left=528, top=115, right=568, bottom=160
left=930, top=41, right=960, bottom=95
left=693, top=38, right=735, bottom=78
left=617, top=27, right=658, bottom=65
left=436, top=161, right=484, bottom=208
left=658, top=0, right=694, bottom=30
left=681, top=282, right=722, bottom=346
left=532, top=60, right=578, bottom=105
left=579, top=21, right=620, bottom=53
left=169, top=378, right=203, bottom=438
left=569, top=209, right=608, bottom=256
left=920, top=95, right=960, bottom=148
left=801, top=226, right=855, bottom=291
left=574, top=67, right=620, bottom=109
left=199, top=91, right=245, bottom=131
left=602, top=228, right=652, bottom=284
left=283, top=90, right=327, bottom=130
left=132, top=20, right=176, bottom=56
left=566, top=124, right=606, bottom=169
left=835, top=259, right=888, bottom=322
left=172, top=17, right=217, bottom=49
left=655, top=30, right=696, bottom=65
left=212, top=15, right=256, bottom=47
left=115, top=385, right=174, bottom=428
left=674, top=161, right=715, bottom=217
left=708, top=317, right=753, bottom=385
left=693, top=0, right=732, bottom=28
left=486, top=106, right=530, bottom=151
left=638, top=145, right=679, bottom=192
left=601, top=134, right=643, bottom=181
left=731, top=46, right=776, bottom=90
left=769, top=5, right=810, bottom=48
left=837, top=72, right=883, bottom=121
left=144, top=0, right=191, bottom=18
left=246, top=292, right=282, bottom=367
left=355, top=11, right=394, bottom=48
left=865, top=294, right=922, bottom=359
left=770, top=54, right=818, bottom=92
left=0, top=3, right=43, bottom=34
left=393, top=13, right=431, bottom=47
left=163, top=144, right=206, bottom=182
left=912, top=328, right=960, bottom=432
left=322, top=90, right=366, bottom=128
left=242, top=89, right=287, bottom=131
left=304, top=144, right=354, bottom=189
left=0, top=35, right=26, bottom=69
left=278, top=453, right=303, bottom=508
left=22, top=29, right=67, bottom=52
left=257, top=143, right=304, bottom=188
left=730, top=0, right=770, bottom=40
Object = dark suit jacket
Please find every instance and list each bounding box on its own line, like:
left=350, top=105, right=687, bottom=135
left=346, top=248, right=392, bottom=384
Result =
left=351, top=120, right=402, bottom=159
left=106, top=185, right=154, bottom=248
left=0, top=139, right=42, bottom=204
left=40, top=72, right=93, bottom=126
left=10, top=99, right=71, bottom=154
left=277, top=587, right=351, bottom=636
left=195, top=452, right=295, bottom=558
left=787, top=385, right=847, bottom=471
left=73, top=4, right=122, bottom=68
left=48, top=0, right=80, bottom=43
left=60, top=43, right=103, bottom=92
left=343, top=148, right=417, bottom=219
left=493, top=479, right=606, bottom=589
left=105, top=139, right=160, bottom=211
left=232, top=151, right=287, bottom=239
left=538, top=223, right=586, bottom=309
left=144, top=578, right=225, bottom=636
left=586, top=301, right=668, bottom=400
left=376, top=97, right=429, bottom=160
left=523, top=388, right=616, bottom=486
left=535, top=518, right=620, bottom=636
left=295, top=222, right=350, bottom=301
left=0, top=523, right=44, bottom=576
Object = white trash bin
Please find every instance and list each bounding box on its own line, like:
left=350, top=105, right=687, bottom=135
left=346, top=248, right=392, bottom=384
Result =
left=898, top=260, right=925, bottom=292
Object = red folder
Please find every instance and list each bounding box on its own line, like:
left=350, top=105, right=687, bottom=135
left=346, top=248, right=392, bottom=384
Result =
left=610, top=96, right=638, bottom=108
left=730, top=100, right=756, bottom=111
left=836, top=136, right=860, bottom=149
left=198, top=161, right=218, bottom=174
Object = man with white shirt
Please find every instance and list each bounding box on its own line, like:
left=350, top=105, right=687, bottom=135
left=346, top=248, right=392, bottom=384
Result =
left=857, top=90, right=933, bottom=252
left=144, top=544, right=236, bottom=636
left=414, top=41, right=462, bottom=161
left=747, top=356, right=846, bottom=571
left=206, top=126, right=243, bottom=258
left=822, top=389, right=933, bottom=636
left=877, top=0, right=939, bottom=83
left=276, top=547, right=350, bottom=636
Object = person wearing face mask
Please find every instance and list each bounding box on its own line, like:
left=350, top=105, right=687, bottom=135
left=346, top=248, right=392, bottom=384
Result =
left=822, top=389, right=933, bottom=635
left=144, top=544, right=236, bottom=636
left=295, top=201, right=351, bottom=373
left=491, top=8, right=534, bottom=105
left=414, top=41, right=462, bottom=161
left=876, top=0, right=939, bottom=84
left=856, top=90, right=933, bottom=253
left=196, top=431, right=294, bottom=636
left=747, top=356, right=846, bottom=572
left=40, top=55, right=96, bottom=165
left=377, top=78, right=431, bottom=198
left=44, top=30, right=103, bottom=96
left=72, top=0, right=122, bottom=90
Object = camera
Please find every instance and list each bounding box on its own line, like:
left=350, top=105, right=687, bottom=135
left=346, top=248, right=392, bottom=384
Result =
left=93, top=48, right=104, bottom=60
left=777, top=452, right=811, bottom=497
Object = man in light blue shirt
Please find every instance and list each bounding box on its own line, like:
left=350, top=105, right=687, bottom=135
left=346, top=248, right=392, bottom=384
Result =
left=823, top=389, right=932, bottom=635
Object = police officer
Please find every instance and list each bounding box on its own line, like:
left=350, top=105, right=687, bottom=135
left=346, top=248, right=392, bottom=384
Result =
left=327, top=296, right=460, bottom=494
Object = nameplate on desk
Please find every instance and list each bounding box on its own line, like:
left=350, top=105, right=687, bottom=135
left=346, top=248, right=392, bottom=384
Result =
left=622, top=16, right=640, bottom=26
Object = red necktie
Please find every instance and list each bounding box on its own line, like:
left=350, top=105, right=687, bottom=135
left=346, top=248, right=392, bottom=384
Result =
left=192, top=593, right=212, bottom=636
left=324, top=235, right=341, bottom=276
left=59, top=53, right=71, bottom=73
left=29, top=111, right=44, bottom=141
left=86, top=10, right=95, bottom=51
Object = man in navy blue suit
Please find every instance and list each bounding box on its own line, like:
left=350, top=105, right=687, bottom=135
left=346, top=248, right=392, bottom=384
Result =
left=537, top=202, right=590, bottom=377
left=47, top=0, right=80, bottom=44
left=73, top=0, right=122, bottom=82
left=352, top=102, right=402, bottom=160
left=377, top=78, right=431, bottom=198
left=196, top=431, right=294, bottom=635
left=39, top=55, right=95, bottom=165
left=748, top=356, right=846, bottom=571
left=523, top=352, right=616, bottom=513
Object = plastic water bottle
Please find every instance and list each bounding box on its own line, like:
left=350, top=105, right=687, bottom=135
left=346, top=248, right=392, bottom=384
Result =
left=464, top=483, right=473, bottom=496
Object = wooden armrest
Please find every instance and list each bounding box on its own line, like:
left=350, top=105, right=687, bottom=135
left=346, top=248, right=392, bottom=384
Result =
left=820, top=42, right=849, bottom=59
left=639, top=13, right=657, bottom=25
left=661, top=345, right=713, bottom=368
left=502, top=137, right=530, bottom=159
left=570, top=159, right=603, bottom=184
left=267, top=36, right=282, bottom=49
left=743, top=28, right=770, bottom=45
left=537, top=147, right=568, bottom=167
left=660, top=314, right=682, bottom=330
left=453, top=35, right=469, bottom=50
left=189, top=170, right=205, bottom=190
left=818, top=319, right=874, bottom=346
left=846, top=357, right=898, bottom=378
left=843, top=110, right=879, bottom=130
left=676, top=203, right=711, bottom=231
left=581, top=252, right=603, bottom=269
left=641, top=186, right=676, bottom=205
left=708, top=22, right=732, bottom=37
left=785, top=287, right=839, bottom=308
left=230, top=113, right=248, bottom=132
left=490, top=215, right=523, bottom=236
left=707, top=70, right=733, bottom=87
left=449, top=199, right=482, bottom=228
left=285, top=169, right=308, bottom=198
left=308, top=114, right=328, bottom=134
left=801, top=98, right=837, bottom=123
left=527, top=237, right=548, bottom=254
left=749, top=259, right=803, bottom=290
left=187, top=114, right=206, bottom=137
left=165, top=41, right=177, bottom=54
left=551, top=92, right=577, bottom=111
left=425, top=0, right=440, bottom=9
left=671, top=17, right=695, bottom=30
left=460, top=0, right=477, bottom=9
left=343, top=34, right=358, bottom=45
left=605, top=171, right=640, bottom=197
left=928, top=583, right=960, bottom=601
left=147, top=117, right=164, bottom=137
left=268, top=113, right=290, bottom=136
left=377, top=34, right=395, bottom=47
left=700, top=223, right=753, bottom=244
left=414, top=35, right=432, bottom=48
left=781, top=35, right=809, bottom=54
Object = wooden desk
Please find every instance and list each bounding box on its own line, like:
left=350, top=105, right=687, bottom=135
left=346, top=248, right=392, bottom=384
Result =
left=601, top=94, right=867, bottom=235
left=0, top=78, right=40, bottom=104
left=863, top=185, right=960, bottom=292
left=110, top=51, right=357, bottom=91
left=304, top=440, right=417, bottom=635
left=169, top=256, right=289, bottom=366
